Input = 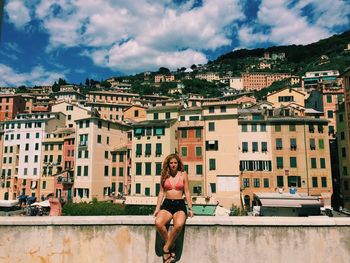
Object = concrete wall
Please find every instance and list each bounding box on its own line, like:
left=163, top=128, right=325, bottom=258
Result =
left=0, top=216, right=349, bottom=263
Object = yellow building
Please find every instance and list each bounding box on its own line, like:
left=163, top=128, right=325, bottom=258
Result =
left=73, top=117, right=130, bottom=202
left=130, top=105, right=180, bottom=197
left=266, top=87, right=307, bottom=107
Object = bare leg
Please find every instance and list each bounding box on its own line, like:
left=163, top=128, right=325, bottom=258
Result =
left=163, top=211, right=186, bottom=252
left=155, top=210, right=173, bottom=242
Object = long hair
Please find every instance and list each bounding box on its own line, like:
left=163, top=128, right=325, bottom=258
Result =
left=161, top=154, right=184, bottom=188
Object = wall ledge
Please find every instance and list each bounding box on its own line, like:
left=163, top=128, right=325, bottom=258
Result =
left=0, top=216, right=349, bottom=226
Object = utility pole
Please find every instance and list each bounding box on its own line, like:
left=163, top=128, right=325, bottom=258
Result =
left=0, top=0, right=4, bottom=41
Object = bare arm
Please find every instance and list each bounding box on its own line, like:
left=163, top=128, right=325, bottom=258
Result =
left=182, top=171, right=193, bottom=217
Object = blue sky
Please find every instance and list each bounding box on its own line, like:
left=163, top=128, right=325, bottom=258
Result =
left=0, top=0, right=349, bottom=86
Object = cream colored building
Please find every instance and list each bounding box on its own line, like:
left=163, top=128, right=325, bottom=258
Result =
left=123, top=105, right=147, bottom=123
left=195, top=72, right=220, bottom=82
left=0, top=113, right=66, bottom=200
left=85, top=91, right=139, bottom=121
left=52, top=101, right=93, bottom=128
left=266, top=87, right=307, bottom=107
left=202, top=101, right=240, bottom=209
left=130, top=105, right=180, bottom=197
left=73, top=117, right=130, bottom=202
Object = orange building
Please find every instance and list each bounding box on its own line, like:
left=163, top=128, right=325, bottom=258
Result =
left=242, top=72, right=291, bottom=91
left=0, top=94, right=26, bottom=122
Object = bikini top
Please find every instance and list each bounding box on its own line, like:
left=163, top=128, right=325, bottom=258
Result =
left=164, top=173, right=184, bottom=191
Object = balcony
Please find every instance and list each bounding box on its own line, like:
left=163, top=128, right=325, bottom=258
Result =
left=78, top=140, right=88, bottom=148
left=0, top=216, right=349, bottom=262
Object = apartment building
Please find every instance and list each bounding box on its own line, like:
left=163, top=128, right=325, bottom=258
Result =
left=130, top=105, right=180, bottom=197
left=59, top=132, right=75, bottom=201
left=0, top=113, right=66, bottom=200
left=154, top=74, right=175, bottom=83
left=270, top=116, right=332, bottom=205
left=85, top=91, right=139, bottom=121
left=178, top=106, right=204, bottom=196
left=195, top=72, right=220, bottom=82
left=52, top=101, right=93, bottom=128
left=242, top=72, right=291, bottom=91
left=339, top=68, right=350, bottom=208
left=238, top=109, right=273, bottom=208
left=123, top=105, right=147, bottom=123
left=302, top=70, right=340, bottom=90
left=73, top=117, right=129, bottom=202
left=266, top=87, right=307, bottom=107
left=0, top=94, right=26, bottom=122
left=53, top=90, right=86, bottom=103
left=202, top=101, right=240, bottom=209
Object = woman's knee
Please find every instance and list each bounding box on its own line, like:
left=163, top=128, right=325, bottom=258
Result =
left=173, top=221, right=184, bottom=231
left=155, top=219, right=166, bottom=229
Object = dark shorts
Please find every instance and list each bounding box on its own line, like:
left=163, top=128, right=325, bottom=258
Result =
left=160, top=199, right=187, bottom=215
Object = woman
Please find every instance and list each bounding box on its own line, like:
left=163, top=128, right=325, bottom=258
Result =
left=154, top=154, right=193, bottom=263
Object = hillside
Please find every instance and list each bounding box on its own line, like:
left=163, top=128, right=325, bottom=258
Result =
left=212, top=30, right=350, bottom=76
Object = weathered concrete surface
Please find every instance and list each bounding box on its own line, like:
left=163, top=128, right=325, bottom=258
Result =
left=0, top=216, right=349, bottom=263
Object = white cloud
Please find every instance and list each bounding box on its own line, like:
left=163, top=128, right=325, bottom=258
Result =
left=10, top=0, right=244, bottom=73
left=238, top=0, right=350, bottom=48
left=0, top=64, right=65, bottom=86
left=5, top=0, right=31, bottom=29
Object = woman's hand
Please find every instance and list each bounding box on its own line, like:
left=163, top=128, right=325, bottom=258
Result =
left=188, top=209, right=194, bottom=218
left=153, top=208, right=160, bottom=217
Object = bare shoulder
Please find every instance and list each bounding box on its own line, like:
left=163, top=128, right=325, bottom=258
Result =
left=181, top=171, right=188, bottom=179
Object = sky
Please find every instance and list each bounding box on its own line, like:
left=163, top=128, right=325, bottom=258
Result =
left=0, top=0, right=349, bottom=87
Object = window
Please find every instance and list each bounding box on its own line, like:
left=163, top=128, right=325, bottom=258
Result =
left=288, top=176, right=301, bottom=187
left=85, top=120, right=90, bottom=128
left=83, top=166, right=88, bottom=176
left=339, top=114, right=344, bottom=123
left=154, top=127, right=165, bottom=136
left=156, top=163, right=162, bottom=175
left=165, top=112, right=171, bottom=119
left=290, top=138, right=297, bottom=150
left=289, top=124, right=296, bottom=131
left=145, top=144, right=151, bottom=156
left=77, top=166, right=81, bottom=176
left=340, top=132, right=345, bottom=140
left=184, top=165, right=188, bottom=173
left=24, top=155, right=28, bottom=163
left=243, top=178, right=250, bottom=188
left=156, top=143, right=162, bottom=156
left=275, top=125, right=281, bottom=132
left=241, top=124, right=248, bottom=132
left=42, top=181, right=46, bottom=189
left=261, top=142, right=267, bottom=152
left=136, top=144, right=142, bottom=157
left=220, top=106, right=226, bottom=113
left=318, top=125, right=323, bottom=133
left=78, top=151, right=82, bottom=159
left=251, top=124, right=257, bottom=132
left=326, top=95, right=332, bottom=103
left=208, top=122, right=215, bottom=132
left=210, top=183, right=216, bottom=193
left=136, top=183, right=141, bottom=194
left=105, top=151, right=109, bottom=159
left=312, top=177, right=318, bottom=188
left=277, top=176, right=284, bottom=187
left=180, top=116, right=185, bottom=121
left=134, top=110, right=139, bottom=117
left=309, top=124, right=314, bottom=133
left=181, top=147, right=188, bottom=157
left=260, top=124, right=266, bottom=132
left=112, top=167, right=117, bottom=176
left=253, top=178, right=260, bottom=188
left=153, top=113, right=159, bottom=120
left=84, top=150, right=89, bottom=159
left=343, top=166, right=348, bottom=176
left=342, top=147, right=347, bottom=158
left=181, top=130, right=187, bottom=138
left=311, top=158, right=317, bottom=169
left=263, top=178, right=269, bottom=188
left=145, top=187, right=150, bottom=196
left=252, top=142, right=258, bottom=152
left=195, top=128, right=201, bottom=138
left=276, top=157, right=283, bottom=169
left=276, top=138, right=282, bottom=150
left=97, top=135, right=102, bottom=143
left=209, top=106, right=215, bottom=113
left=320, top=158, right=326, bottom=169
left=145, top=162, right=151, bottom=175
left=209, top=159, right=216, bottom=170
left=321, top=177, right=327, bottom=188
left=319, top=139, right=324, bottom=149
left=290, top=157, right=297, bottom=168
left=327, top=110, right=333, bottom=119
left=310, top=139, right=316, bottom=150
left=242, top=142, right=248, bottom=152
left=329, top=126, right=334, bottom=135
left=36, top=132, right=40, bottom=139
left=195, top=146, right=202, bottom=157
left=206, top=140, right=218, bottom=151
left=196, top=165, right=203, bottom=175
left=26, top=133, right=30, bottom=139
left=136, top=163, right=142, bottom=175
left=119, top=153, right=124, bottom=162
left=25, top=143, right=29, bottom=151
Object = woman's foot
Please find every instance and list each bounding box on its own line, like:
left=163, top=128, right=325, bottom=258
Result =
left=170, top=245, right=176, bottom=262
left=163, top=250, right=172, bottom=263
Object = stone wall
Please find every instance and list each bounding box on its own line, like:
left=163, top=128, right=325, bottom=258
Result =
left=0, top=216, right=349, bottom=263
